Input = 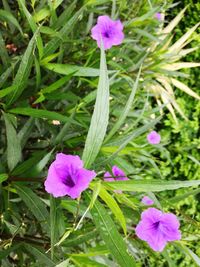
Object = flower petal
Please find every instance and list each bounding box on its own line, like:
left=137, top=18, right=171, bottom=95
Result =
left=160, top=213, right=181, bottom=241
left=67, top=169, right=96, bottom=199
left=112, top=165, right=128, bottom=181
left=44, top=163, right=70, bottom=197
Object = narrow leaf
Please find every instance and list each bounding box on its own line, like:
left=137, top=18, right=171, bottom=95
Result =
left=6, top=31, right=37, bottom=105
left=15, top=184, right=50, bottom=232
left=104, top=179, right=200, bottom=192
left=98, top=186, right=127, bottom=235
left=105, top=67, right=141, bottom=142
left=169, top=22, right=200, bottom=52
left=0, top=9, right=23, bottom=34
left=43, top=7, right=84, bottom=57
left=161, top=6, right=187, bottom=37
left=3, top=113, right=22, bottom=171
left=24, top=244, right=55, bottom=266
left=82, top=42, right=109, bottom=168
left=0, top=173, right=8, bottom=183
left=171, top=78, right=200, bottom=100
left=88, top=194, right=136, bottom=267
left=8, top=107, right=79, bottom=125
left=42, top=63, right=101, bottom=77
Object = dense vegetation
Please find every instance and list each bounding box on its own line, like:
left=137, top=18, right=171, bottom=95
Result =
left=0, top=0, right=199, bottom=266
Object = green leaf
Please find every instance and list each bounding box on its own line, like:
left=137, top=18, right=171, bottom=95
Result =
left=11, top=151, right=45, bottom=176
left=0, top=85, right=17, bottom=98
left=24, top=244, right=55, bottom=266
left=55, top=259, right=70, bottom=267
left=176, top=243, right=200, bottom=266
left=50, top=195, right=58, bottom=260
left=0, top=244, right=21, bottom=261
left=88, top=195, right=136, bottom=267
left=104, top=179, right=200, bottom=192
left=15, top=184, right=50, bottom=232
left=167, top=188, right=200, bottom=204
left=43, top=6, right=84, bottom=57
left=52, top=0, right=77, bottom=29
left=42, top=63, right=101, bottom=77
left=0, top=32, right=9, bottom=68
left=100, top=116, right=161, bottom=166
left=6, top=31, right=37, bottom=105
left=18, top=117, right=35, bottom=149
left=0, top=173, right=8, bottom=183
left=33, top=8, right=50, bottom=22
left=17, top=0, right=43, bottom=58
left=105, top=67, right=141, bottom=142
left=8, top=107, right=79, bottom=125
left=91, top=184, right=127, bottom=235
left=27, top=149, right=54, bottom=177
left=70, top=256, right=107, bottom=267
left=0, top=9, right=23, bottom=34
left=82, top=42, right=109, bottom=168
left=3, top=113, right=22, bottom=171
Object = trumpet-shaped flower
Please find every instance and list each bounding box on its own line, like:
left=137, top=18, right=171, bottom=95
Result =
left=44, top=153, right=96, bottom=199
left=91, top=15, right=124, bottom=50
left=135, top=208, right=181, bottom=251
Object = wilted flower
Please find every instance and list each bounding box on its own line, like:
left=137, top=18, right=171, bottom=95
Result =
left=91, top=15, right=124, bottom=50
left=141, top=196, right=154, bottom=206
left=104, top=165, right=128, bottom=193
left=6, top=43, right=17, bottom=52
left=44, top=153, right=96, bottom=199
left=135, top=208, right=181, bottom=252
left=147, top=131, right=161, bottom=144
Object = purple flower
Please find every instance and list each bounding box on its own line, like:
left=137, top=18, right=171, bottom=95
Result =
left=44, top=153, right=96, bottom=199
left=147, top=131, right=161, bottom=145
left=91, top=15, right=124, bottom=50
left=104, top=165, right=128, bottom=193
left=155, top=12, right=162, bottom=21
left=142, top=196, right=154, bottom=206
left=135, top=208, right=181, bottom=252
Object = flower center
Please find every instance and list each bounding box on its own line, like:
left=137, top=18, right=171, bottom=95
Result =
left=64, top=175, right=76, bottom=188
left=153, top=221, right=160, bottom=229
left=104, top=31, right=110, bottom=38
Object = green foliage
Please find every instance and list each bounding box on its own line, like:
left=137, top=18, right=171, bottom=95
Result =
left=0, top=0, right=199, bottom=266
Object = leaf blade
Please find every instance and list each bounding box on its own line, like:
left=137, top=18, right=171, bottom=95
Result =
left=82, top=43, right=109, bottom=168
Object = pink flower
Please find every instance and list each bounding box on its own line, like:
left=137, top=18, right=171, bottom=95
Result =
left=147, top=131, right=161, bottom=144
left=142, top=196, right=154, bottom=206
left=155, top=12, right=162, bottom=21
left=104, top=165, right=128, bottom=193
left=91, top=15, right=124, bottom=50
left=135, top=208, right=181, bottom=252
left=44, top=153, right=96, bottom=199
